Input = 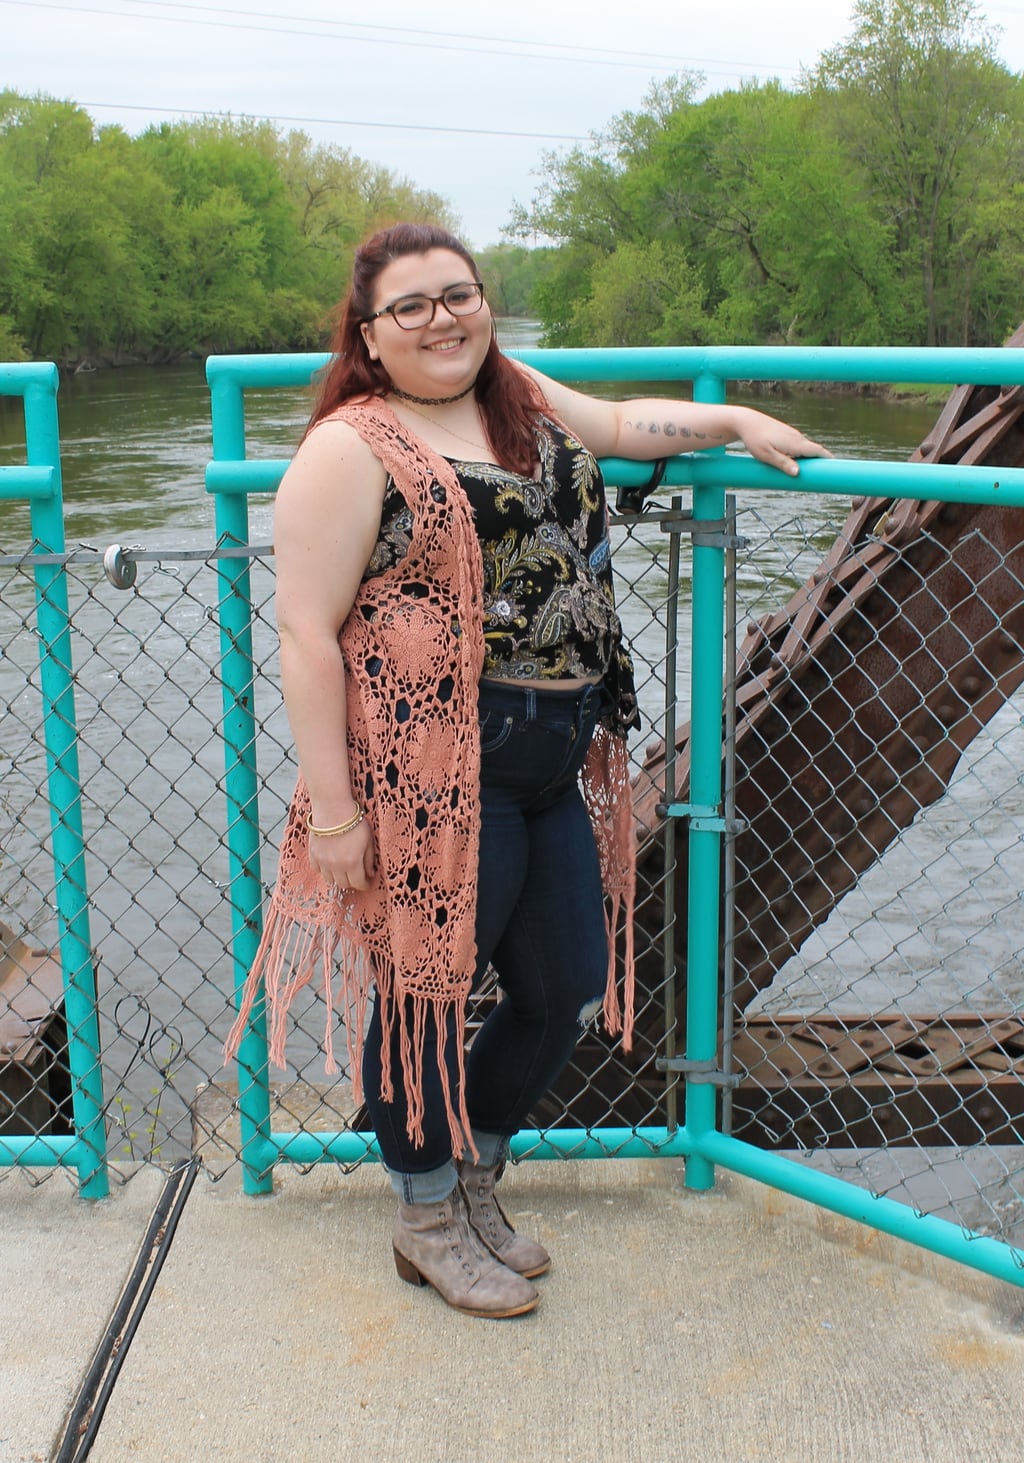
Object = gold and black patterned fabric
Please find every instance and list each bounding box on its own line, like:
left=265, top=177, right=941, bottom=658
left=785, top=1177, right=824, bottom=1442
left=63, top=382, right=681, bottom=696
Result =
left=365, top=417, right=639, bottom=734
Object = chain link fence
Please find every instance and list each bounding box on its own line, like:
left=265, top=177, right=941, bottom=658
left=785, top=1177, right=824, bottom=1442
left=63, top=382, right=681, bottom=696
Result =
left=0, top=514, right=679, bottom=1186
left=524, top=490, right=1024, bottom=1267
left=728, top=491, right=1024, bottom=1254
left=3, top=364, right=1024, bottom=1279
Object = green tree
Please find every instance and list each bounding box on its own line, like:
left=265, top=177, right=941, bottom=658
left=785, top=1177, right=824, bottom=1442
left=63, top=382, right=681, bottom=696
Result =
left=0, top=311, right=27, bottom=360
left=514, top=8, right=1024, bottom=349
left=0, top=93, right=96, bottom=359
left=138, top=119, right=302, bottom=351
left=510, top=75, right=705, bottom=342
left=954, top=180, right=1024, bottom=344
left=475, top=243, right=555, bottom=317
left=810, top=0, right=1022, bottom=345
left=519, top=76, right=903, bottom=347
left=0, top=94, right=460, bottom=366
left=688, top=84, right=903, bottom=345
left=569, top=239, right=708, bottom=347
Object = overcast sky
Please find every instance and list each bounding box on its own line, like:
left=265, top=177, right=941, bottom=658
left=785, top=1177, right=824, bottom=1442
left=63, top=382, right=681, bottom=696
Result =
left=5, top=0, right=1024, bottom=248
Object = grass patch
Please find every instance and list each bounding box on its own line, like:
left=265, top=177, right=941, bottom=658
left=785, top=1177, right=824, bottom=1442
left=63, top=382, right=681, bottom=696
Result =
left=883, top=382, right=957, bottom=405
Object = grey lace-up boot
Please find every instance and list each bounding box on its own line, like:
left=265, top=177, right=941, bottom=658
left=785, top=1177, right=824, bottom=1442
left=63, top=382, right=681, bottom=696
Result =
left=392, top=1188, right=540, bottom=1318
left=459, top=1161, right=552, bottom=1278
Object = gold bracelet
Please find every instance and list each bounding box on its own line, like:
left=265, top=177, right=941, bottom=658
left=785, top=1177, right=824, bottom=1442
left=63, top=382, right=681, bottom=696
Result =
left=307, top=807, right=365, bottom=837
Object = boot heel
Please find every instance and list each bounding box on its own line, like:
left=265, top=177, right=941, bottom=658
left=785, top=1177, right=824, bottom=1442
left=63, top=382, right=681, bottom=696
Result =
left=393, top=1245, right=426, bottom=1286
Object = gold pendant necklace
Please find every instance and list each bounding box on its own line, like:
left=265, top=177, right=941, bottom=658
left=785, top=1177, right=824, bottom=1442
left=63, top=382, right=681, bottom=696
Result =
left=393, top=397, right=491, bottom=457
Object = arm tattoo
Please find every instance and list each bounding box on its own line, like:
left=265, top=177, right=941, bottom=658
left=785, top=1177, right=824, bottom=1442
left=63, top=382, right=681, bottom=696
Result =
left=624, top=417, right=728, bottom=443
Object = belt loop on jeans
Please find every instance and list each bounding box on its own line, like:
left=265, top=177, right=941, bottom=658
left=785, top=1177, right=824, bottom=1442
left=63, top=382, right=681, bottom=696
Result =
left=524, top=687, right=537, bottom=721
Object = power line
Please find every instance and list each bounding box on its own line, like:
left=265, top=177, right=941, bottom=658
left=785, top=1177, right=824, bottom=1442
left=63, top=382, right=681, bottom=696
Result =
left=120, top=0, right=801, bottom=74
left=0, top=0, right=804, bottom=78
left=75, top=99, right=588, bottom=143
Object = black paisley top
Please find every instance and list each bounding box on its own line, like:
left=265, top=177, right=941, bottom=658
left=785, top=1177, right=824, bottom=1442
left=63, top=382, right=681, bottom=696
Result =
left=364, top=416, right=640, bottom=735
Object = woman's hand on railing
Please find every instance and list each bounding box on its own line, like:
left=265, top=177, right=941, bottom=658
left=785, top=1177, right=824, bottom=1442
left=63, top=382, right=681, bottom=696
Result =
left=732, top=407, right=833, bottom=477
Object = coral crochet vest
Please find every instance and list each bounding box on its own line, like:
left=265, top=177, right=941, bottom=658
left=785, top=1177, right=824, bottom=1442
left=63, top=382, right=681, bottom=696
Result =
left=224, top=396, right=635, bottom=1154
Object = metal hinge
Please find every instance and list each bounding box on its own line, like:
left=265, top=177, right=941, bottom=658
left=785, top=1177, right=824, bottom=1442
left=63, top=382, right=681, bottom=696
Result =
left=657, top=1057, right=741, bottom=1089
left=656, top=802, right=748, bottom=834
left=658, top=511, right=749, bottom=551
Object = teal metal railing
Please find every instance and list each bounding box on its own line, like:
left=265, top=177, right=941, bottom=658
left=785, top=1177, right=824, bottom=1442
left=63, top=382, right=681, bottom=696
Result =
left=5, top=346, right=1024, bottom=1289
left=207, top=348, right=1024, bottom=1289
left=0, top=364, right=107, bottom=1197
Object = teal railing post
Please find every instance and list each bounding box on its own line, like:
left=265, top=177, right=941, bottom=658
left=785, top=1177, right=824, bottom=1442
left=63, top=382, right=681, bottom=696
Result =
left=22, top=366, right=108, bottom=1196
left=682, top=369, right=728, bottom=1193
left=207, top=365, right=273, bottom=1195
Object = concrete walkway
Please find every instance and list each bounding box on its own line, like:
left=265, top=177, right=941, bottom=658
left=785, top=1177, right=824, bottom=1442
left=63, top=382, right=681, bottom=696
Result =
left=3, top=1159, right=1023, bottom=1463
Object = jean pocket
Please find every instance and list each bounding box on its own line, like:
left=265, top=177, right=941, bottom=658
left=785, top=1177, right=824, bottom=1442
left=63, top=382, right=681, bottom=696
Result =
left=479, top=711, right=515, bottom=753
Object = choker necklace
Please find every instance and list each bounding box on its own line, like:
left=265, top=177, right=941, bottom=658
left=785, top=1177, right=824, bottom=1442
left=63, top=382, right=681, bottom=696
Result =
left=391, top=383, right=476, bottom=406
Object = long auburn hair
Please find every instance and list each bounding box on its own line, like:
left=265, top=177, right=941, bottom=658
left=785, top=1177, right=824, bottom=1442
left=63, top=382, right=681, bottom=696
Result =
left=307, top=222, right=546, bottom=476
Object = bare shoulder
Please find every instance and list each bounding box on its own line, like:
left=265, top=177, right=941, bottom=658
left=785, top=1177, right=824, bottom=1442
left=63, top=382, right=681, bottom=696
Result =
left=277, top=417, right=387, bottom=512
left=291, top=416, right=386, bottom=477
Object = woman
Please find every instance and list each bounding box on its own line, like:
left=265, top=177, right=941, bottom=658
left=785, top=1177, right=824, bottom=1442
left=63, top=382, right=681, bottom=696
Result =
left=227, top=222, right=828, bottom=1320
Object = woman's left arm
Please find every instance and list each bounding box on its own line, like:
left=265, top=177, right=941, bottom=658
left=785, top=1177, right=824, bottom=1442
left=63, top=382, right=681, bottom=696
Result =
left=519, top=363, right=831, bottom=476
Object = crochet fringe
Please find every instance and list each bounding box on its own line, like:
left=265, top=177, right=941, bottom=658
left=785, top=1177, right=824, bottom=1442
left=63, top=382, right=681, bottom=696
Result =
left=223, top=901, right=473, bottom=1155
left=583, top=725, right=636, bottom=1047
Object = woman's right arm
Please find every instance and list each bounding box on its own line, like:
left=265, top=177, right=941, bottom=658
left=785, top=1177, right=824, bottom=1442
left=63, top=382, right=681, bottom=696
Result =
left=273, top=419, right=387, bottom=890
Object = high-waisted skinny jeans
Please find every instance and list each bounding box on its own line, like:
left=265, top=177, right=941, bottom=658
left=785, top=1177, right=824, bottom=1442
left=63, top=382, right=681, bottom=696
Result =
left=362, top=679, right=610, bottom=1204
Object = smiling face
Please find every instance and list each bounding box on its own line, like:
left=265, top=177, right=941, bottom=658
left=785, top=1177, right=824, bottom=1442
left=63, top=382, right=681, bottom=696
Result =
left=359, top=248, right=493, bottom=399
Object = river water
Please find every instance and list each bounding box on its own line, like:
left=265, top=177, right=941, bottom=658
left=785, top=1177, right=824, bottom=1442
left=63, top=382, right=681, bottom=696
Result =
left=1, top=342, right=1021, bottom=1229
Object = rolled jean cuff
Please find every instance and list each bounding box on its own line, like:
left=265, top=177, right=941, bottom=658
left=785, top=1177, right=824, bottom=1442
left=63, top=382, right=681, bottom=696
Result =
left=468, top=1129, right=508, bottom=1168
left=387, top=1159, right=458, bottom=1206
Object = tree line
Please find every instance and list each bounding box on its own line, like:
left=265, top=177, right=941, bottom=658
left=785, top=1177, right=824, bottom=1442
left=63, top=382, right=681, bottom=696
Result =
left=3, top=0, right=1023, bottom=365
left=507, top=0, right=1024, bottom=350
left=0, top=93, right=456, bottom=367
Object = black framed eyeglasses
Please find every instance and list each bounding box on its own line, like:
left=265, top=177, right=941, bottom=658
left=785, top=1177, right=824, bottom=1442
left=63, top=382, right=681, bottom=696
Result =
left=366, top=282, right=485, bottom=331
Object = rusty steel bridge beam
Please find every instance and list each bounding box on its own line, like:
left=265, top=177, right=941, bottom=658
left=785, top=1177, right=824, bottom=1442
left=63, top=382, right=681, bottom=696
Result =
left=549, top=332, right=1024, bottom=1132
left=633, top=332, right=1024, bottom=1012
